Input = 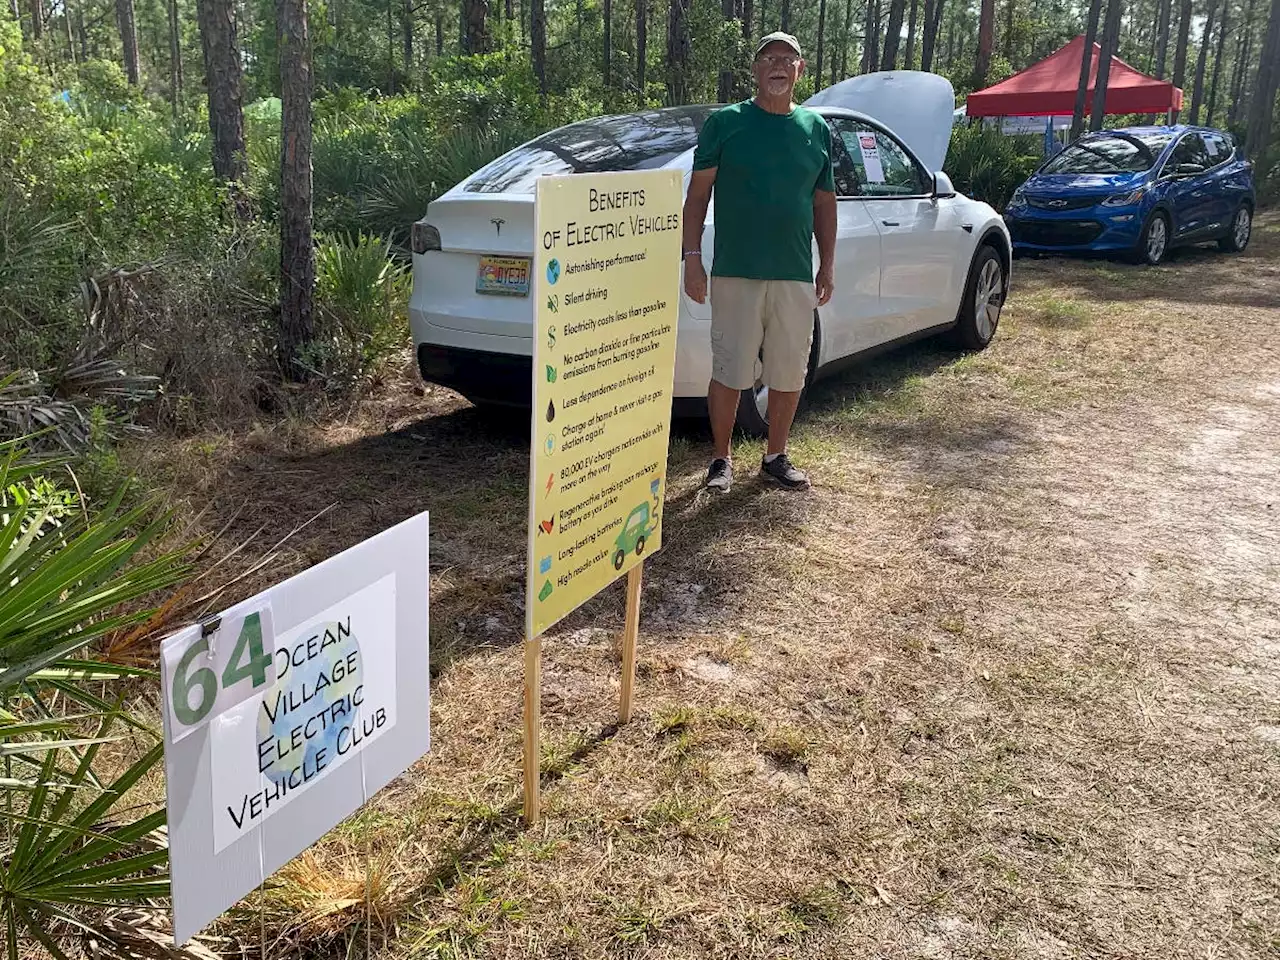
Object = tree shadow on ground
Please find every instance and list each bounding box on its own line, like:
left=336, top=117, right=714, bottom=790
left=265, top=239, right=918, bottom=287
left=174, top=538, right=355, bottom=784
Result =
left=1012, top=220, right=1280, bottom=311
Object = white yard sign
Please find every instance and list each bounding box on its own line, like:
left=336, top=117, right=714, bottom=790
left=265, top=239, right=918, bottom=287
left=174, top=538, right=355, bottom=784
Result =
left=161, top=513, right=430, bottom=945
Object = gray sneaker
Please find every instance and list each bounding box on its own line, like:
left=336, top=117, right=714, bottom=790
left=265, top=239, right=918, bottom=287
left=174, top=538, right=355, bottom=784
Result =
left=761, top=453, right=809, bottom=490
left=705, top=458, right=732, bottom=493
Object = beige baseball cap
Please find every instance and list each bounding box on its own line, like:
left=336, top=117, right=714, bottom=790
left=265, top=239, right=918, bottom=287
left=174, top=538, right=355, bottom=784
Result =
left=754, top=31, right=803, bottom=58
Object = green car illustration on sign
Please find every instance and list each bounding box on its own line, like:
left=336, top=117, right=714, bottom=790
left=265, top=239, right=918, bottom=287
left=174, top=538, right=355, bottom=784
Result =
left=613, top=503, right=657, bottom=570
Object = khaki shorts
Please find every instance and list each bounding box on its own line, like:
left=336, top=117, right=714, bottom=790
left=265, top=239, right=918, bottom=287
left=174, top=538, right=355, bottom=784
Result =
left=710, top=277, right=815, bottom=393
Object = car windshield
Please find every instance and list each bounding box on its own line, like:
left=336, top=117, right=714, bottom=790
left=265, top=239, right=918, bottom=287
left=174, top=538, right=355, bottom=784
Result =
left=1041, top=132, right=1173, bottom=174
left=465, top=107, right=718, bottom=194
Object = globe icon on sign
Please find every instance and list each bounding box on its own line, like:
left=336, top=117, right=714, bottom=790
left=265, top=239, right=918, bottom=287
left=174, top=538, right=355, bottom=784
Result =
left=546, top=259, right=561, bottom=285
left=256, top=621, right=363, bottom=786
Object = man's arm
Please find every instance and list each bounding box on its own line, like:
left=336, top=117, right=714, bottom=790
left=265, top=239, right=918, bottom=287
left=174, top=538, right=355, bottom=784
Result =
left=813, top=188, right=836, bottom=307
left=682, top=168, right=716, bottom=304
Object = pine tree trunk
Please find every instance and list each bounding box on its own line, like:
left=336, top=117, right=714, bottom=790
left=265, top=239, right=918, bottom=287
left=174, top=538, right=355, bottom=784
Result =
left=531, top=0, right=546, bottom=95
left=1153, top=0, right=1170, bottom=76
left=28, top=0, right=42, bottom=39
left=636, top=0, right=647, bottom=101
left=1228, top=0, right=1256, bottom=124
left=1089, top=0, right=1123, bottom=130
left=920, top=0, right=938, bottom=69
left=116, top=0, right=140, bottom=83
left=1189, top=0, right=1217, bottom=122
left=945, top=4, right=955, bottom=67
left=880, top=0, right=904, bottom=68
left=1245, top=0, right=1280, bottom=158
left=904, top=0, right=918, bottom=67
left=195, top=0, right=248, bottom=210
left=604, top=0, right=612, bottom=92
left=168, top=0, right=182, bottom=114
left=1002, top=0, right=1012, bottom=60
left=666, top=0, right=689, bottom=103
left=741, top=0, right=752, bottom=37
left=830, top=0, right=843, bottom=83
left=8, top=0, right=18, bottom=25
left=840, top=0, right=852, bottom=75
left=972, top=0, right=994, bottom=89
left=1204, top=0, right=1229, bottom=125
left=463, top=0, right=489, bottom=52
left=758, top=0, right=766, bottom=33
left=1169, top=0, right=1193, bottom=120
left=1071, top=0, right=1103, bottom=140
left=862, top=0, right=879, bottom=71
left=779, top=0, right=790, bottom=30
left=62, top=0, right=75, bottom=61
left=278, top=0, right=314, bottom=381
left=76, top=2, right=88, bottom=58
left=402, top=0, right=413, bottom=72
left=807, top=0, right=822, bottom=88
left=434, top=11, right=443, bottom=53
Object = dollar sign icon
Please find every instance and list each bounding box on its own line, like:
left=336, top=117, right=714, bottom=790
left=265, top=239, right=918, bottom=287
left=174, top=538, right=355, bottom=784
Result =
left=547, top=325, right=557, bottom=349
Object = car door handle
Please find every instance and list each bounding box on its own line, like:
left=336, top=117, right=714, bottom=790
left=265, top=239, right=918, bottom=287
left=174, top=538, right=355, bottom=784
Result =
left=881, top=219, right=900, bottom=227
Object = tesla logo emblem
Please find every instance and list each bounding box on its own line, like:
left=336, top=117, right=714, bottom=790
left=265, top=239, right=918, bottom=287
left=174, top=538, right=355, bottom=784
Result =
left=1047, top=199, right=1068, bottom=208
left=491, top=218, right=505, bottom=234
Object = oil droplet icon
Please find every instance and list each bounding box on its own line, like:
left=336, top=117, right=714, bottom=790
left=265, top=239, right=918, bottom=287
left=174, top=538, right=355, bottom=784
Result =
left=546, top=398, right=556, bottom=423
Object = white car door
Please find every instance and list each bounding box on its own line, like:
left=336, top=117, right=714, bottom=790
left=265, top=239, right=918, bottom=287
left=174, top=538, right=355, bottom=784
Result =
left=838, top=121, right=961, bottom=334
left=820, top=116, right=884, bottom=364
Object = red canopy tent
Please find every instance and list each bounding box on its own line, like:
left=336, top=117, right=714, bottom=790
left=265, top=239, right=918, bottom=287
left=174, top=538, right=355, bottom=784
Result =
left=965, top=35, right=1184, bottom=118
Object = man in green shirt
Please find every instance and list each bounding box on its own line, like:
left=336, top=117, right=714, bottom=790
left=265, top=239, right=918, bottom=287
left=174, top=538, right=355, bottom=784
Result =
left=683, top=31, right=837, bottom=493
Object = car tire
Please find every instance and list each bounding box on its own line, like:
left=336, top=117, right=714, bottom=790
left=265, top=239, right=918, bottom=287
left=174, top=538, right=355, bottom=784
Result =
left=949, top=244, right=1005, bottom=351
left=1218, top=205, right=1252, bottom=253
left=613, top=549, right=625, bottom=570
left=733, top=313, right=821, bottom=439
left=1133, top=210, right=1171, bottom=265
left=635, top=535, right=646, bottom=556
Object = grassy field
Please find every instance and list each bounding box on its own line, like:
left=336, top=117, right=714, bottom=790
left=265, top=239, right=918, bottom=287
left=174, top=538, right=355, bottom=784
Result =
left=137, top=216, right=1280, bottom=959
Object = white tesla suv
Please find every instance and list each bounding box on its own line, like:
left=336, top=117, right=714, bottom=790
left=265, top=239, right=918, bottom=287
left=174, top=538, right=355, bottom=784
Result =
left=410, top=71, right=1011, bottom=434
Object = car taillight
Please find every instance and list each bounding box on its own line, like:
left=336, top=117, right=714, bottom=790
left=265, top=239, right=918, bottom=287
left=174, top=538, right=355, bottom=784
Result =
left=412, top=221, right=441, bottom=254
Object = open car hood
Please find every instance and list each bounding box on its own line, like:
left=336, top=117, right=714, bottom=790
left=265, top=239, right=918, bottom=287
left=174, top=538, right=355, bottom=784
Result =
left=805, top=71, right=955, bottom=173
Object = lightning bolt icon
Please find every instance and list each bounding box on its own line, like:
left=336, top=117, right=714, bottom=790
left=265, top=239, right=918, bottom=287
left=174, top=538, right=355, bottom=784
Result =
left=545, top=471, right=555, bottom=495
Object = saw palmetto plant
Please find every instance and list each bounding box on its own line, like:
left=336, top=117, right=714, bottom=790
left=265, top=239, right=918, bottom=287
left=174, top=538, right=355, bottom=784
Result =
left=0, top=436, right=188, bottom=958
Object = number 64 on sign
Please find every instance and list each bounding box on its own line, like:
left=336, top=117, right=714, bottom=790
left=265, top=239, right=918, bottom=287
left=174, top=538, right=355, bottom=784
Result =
left=161, top=602, right=278, bottom=744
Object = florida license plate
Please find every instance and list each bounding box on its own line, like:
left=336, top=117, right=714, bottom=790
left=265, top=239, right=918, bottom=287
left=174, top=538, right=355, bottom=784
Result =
left=476, top=256, right=531, bottom=296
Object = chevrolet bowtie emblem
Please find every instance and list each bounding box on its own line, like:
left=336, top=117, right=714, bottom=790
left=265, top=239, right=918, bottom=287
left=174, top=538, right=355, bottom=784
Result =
left=491, top=217, right=506, bottom=234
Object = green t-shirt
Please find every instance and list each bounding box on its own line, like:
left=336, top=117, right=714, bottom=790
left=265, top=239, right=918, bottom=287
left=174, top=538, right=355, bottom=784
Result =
left=692, top=101, right=836, bottom=282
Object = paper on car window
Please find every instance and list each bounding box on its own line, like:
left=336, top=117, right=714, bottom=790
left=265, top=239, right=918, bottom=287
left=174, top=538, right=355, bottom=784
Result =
left=858, top=133, right=886, bottom=183
left=1205, top=137, right=1219, bottom=156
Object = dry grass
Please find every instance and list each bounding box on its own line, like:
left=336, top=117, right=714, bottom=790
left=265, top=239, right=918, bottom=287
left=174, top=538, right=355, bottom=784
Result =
left=122, top=215, right=1280, bottom=958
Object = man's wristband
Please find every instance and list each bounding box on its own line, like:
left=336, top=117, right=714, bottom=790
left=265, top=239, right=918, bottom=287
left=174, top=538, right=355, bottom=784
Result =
left=682, top=249, right=701, bottom=259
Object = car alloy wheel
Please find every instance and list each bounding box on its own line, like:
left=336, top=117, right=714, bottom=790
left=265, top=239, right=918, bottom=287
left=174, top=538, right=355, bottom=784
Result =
left=1146, top=214, right=1168, bottom=264
left=1233, top=208, right=1251, bottom=249
left=973, top=257, right=1003, bottom=342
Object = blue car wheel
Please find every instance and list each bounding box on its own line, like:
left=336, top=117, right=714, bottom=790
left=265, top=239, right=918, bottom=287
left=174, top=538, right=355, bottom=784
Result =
left=1134, top=211, right=1170, bottom=266
left=1218, top=206, right=1252, bottom=253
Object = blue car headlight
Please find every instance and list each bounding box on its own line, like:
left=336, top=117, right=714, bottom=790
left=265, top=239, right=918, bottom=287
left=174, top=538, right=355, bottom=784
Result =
left=1101, top=187, right=1146, bottom=207
left=1007, top=187, right=1027, bottom=210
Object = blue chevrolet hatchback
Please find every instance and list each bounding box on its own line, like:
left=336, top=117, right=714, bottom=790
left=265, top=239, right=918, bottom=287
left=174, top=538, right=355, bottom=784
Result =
left=1005, top=126, right=1255, bottom=265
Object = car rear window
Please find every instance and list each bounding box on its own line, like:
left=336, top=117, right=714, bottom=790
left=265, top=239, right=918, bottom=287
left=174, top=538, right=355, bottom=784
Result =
left=1041, top=132, right=1173, bottom=174
left=464, top=106, right=718, bottom=194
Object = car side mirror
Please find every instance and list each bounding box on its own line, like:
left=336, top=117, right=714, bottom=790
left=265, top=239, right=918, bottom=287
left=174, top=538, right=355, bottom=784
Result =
left=1174, top=163, right=1205, bottom=176
left=933, top=171, right=957, bottom=199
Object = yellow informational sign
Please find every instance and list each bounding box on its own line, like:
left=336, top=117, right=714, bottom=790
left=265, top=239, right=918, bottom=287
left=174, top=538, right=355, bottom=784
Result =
left=526, top=169, right=682, bottom=636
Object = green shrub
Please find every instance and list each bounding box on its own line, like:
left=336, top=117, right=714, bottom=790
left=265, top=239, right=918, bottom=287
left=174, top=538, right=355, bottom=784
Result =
left=945, top=124, right=1042, bottom=210
left=308, top=232, right=410, bottom=390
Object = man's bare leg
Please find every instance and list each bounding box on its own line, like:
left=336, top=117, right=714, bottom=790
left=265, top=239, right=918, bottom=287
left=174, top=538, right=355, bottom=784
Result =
left=708, top=378, right=739, bottom=460
left=765, top=388, right=801, bottom=457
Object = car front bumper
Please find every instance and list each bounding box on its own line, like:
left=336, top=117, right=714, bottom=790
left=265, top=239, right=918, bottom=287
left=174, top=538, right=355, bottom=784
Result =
left=1004, top=206, right=1144, bottom=253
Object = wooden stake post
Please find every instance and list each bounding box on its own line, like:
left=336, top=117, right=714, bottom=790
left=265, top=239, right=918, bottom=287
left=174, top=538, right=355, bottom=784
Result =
left=523, top=563, right=644, bottom=825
